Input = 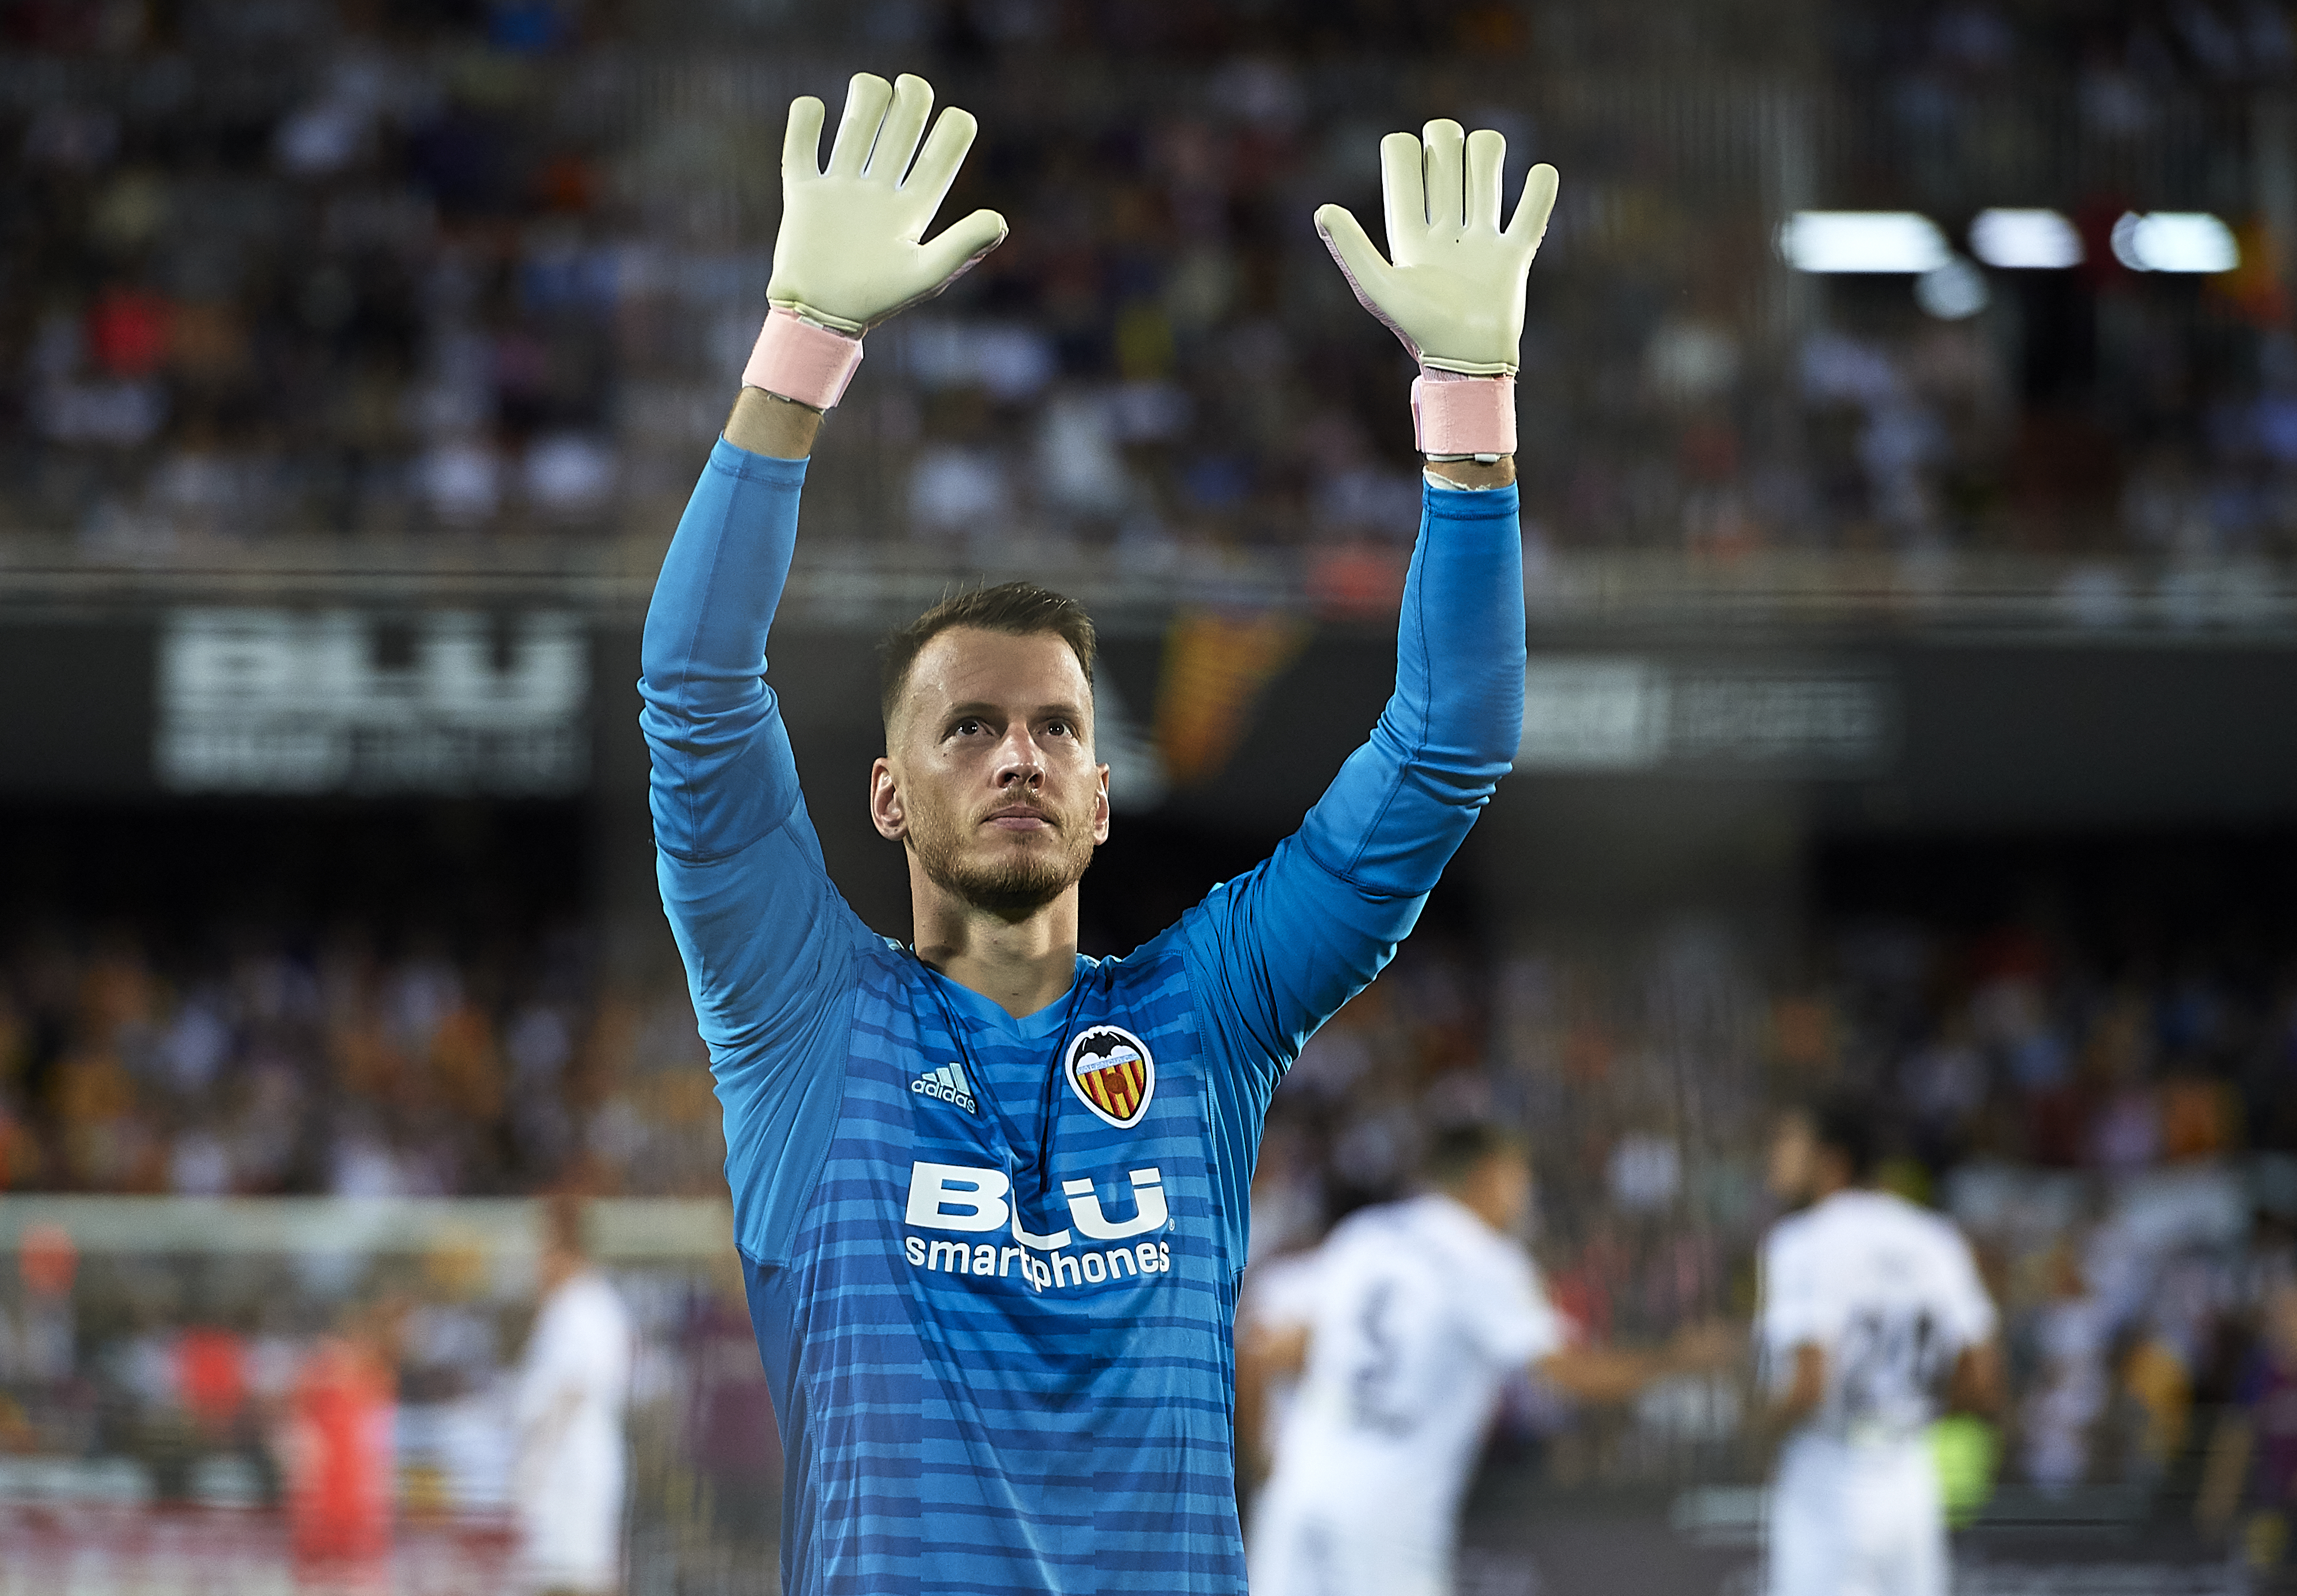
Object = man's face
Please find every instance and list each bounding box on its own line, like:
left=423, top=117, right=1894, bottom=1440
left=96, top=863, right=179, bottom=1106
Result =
left=1458, top=1148, right=1534, bottom=1237
left=873, top=627, right=1110, bottom=918
left=1766, top=1112, right=1818, bottom=1204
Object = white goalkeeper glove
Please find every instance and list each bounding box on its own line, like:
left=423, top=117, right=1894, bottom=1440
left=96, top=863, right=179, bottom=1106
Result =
left=1314, top=121, right=1558, bottom=458
left=743, top=73, right=1008, bottom=411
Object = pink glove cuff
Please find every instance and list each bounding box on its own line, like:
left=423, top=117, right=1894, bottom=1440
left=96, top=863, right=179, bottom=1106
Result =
left=1412, top=369, right=1517, bottom=457
left=742, top=307, right=865, bottom=410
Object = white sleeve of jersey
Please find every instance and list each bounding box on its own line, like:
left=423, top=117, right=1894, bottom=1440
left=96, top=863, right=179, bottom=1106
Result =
left=1464, top=1246, right=1564, bottom=1369
left=1757, top=1220, right=1837, bottom=1362
left=1240, top=1249, right=1326, bottom=1336
left=1933, top=1224, right=1999, bottom=1351
left=515, top=1294, right=574, bottom=1433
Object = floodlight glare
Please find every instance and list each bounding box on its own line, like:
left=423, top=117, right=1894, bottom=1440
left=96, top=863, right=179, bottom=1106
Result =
left=1969, top=208, right=2084, bottom=269
left=1778, top=211, right=1953, bottom=274
left=2109, top=211, right=2240, bottom=273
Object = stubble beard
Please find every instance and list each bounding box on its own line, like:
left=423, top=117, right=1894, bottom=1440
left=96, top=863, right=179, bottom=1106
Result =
left=909, top=800, right=1096, bottom=919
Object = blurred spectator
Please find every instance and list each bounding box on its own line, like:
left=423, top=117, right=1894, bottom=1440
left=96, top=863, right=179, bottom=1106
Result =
left=682, top=1257, right=783, bottom=1562
left=511, top=1195, right=633, bottom=1596
left=282, top=1305, right=397, bottom=1588
left=2201, top=1280, right=2297, bottom=1560
left=2021, top=1240, right=2113, bottom=1492
left=4, top=1224, right=76, bottom=1386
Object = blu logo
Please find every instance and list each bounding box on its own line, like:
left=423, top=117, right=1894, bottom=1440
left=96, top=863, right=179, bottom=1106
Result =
left=904, top=1161, right=1167, bottom=1246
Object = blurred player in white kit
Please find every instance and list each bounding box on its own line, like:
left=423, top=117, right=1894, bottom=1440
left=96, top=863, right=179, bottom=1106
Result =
left=512, top=1195, right=636, bottom=1596
left=1759, top=1094, right=2003, bottom=1596
left=1247, top=1123, right=1726, bottom=1596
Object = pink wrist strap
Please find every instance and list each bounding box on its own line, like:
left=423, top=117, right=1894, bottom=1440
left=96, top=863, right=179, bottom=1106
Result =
left=1412, top=369, right=1516, bottom=457
left=742, top=307, right=865, bottom=411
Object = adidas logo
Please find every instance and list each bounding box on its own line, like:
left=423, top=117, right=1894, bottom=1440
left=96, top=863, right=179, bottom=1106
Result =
left=911, top=1061, right=978, bottom=1114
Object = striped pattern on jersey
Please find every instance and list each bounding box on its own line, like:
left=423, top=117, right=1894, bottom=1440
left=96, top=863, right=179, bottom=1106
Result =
left=747, top=926, right=1251, bottom=1596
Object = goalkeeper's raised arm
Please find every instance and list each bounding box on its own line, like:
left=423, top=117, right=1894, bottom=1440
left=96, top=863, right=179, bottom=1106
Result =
left=636, top=73, right=1004, bottom=1255
left=1170, top=119, right=1556, bottom=1088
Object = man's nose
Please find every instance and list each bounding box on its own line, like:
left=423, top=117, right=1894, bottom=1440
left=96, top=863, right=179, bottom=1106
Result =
left=996, top=726, right=1044, bottom=786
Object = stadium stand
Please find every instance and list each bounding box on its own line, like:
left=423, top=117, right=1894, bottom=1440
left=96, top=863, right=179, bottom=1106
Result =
left=3, top=0, right=2295, bottom=565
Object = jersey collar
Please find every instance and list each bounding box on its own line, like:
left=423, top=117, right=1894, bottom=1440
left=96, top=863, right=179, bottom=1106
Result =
left=917, top=953, right=1095, bottom=1042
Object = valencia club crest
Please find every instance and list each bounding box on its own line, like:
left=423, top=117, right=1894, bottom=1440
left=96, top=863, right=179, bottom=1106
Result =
left=1064, top=1025, right=1155, bottom=1130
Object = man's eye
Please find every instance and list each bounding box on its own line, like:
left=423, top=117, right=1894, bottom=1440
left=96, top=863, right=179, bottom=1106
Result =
left=952, top=718, right=983, bottom=737
left=1046, top=720, right=1072, bottom=738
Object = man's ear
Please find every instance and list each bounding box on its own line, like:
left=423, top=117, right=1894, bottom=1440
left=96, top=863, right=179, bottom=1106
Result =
left=871, top=756, right=906, bottom=841
left=1092, top=763, right=1111, bottom=845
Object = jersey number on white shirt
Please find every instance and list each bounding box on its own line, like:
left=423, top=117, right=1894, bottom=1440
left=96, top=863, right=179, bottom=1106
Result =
left=1835, top=1305, right=1951, bottom=1429
left=1347, top=1277, right=1418, bottom=1437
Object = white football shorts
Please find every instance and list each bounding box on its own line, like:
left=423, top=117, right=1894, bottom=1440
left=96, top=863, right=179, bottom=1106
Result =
left=1248, top=1477, right=1451, bottom=1596
left=1766, top=1431, right=1946, bottom=1596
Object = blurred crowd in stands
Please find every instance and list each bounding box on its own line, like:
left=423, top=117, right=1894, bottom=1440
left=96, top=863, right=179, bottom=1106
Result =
left=7, top=859, right=2297, bottom=1510
left=0, top=922, right=718, bottom=1201
left=6, top=0, right=2297, bottom=563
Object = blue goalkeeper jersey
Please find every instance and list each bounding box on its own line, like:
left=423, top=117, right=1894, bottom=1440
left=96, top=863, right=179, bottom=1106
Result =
left=639, top=438, right=1525, bottom=1596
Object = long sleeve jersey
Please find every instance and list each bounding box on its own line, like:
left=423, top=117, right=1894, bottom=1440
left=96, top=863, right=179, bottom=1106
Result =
left=639, top=436, right=1526, bottom=1596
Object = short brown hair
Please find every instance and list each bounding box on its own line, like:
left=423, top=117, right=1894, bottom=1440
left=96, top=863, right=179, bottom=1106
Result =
left=1803, top=1089, right=1883, bottom=1182
left=1424, top=1122, right=1526, bottom=1189
left=878, top=581, right=1098, bottom=731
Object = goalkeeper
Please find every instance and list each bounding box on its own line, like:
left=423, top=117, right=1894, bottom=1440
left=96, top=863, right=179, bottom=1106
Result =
left=640, top=71, right=1556, bottom=1595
